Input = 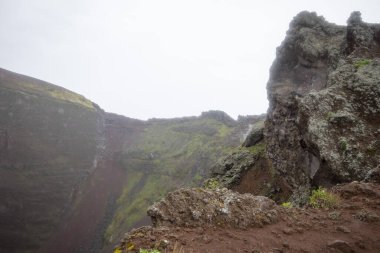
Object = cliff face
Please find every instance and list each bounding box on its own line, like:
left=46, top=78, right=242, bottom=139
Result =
left=0, top=68, right=105, bottom=252
left=265, top=11, right=380, bottom=203
left=0, top=68, right=258, bottom=253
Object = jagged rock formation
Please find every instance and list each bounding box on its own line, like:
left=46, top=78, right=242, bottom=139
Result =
left=265, top=11, right=380, bottom=204
left=207, top=118, right=288, bottom=202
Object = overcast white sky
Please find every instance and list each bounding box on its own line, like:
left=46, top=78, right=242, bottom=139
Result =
left=0, top=0, right=379, bottom=120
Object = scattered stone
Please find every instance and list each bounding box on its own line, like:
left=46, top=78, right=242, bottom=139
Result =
left=282, top=228, right=294, bottom=235
left=354, top=209, right=380, bottom=222
left=336, top=226, right=351, bottom=233
left=328, top=211, right=342, bottom=220
left=327, top=240, right=355, bottom=253
left=355, top=240, right=365, bottom=249
left=201, top=235, right=212, bottom=244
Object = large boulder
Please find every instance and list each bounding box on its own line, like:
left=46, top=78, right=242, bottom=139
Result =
left=265, top=11, right=380, bottom=204
left=147, top=188, right=278, bottom=229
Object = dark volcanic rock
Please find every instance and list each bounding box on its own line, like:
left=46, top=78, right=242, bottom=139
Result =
left=265, top=11, right=380, bottom=204
left=242, top=120, right=264, bottom=147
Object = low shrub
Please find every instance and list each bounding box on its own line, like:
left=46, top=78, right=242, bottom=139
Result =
left=281, top=202, right=293, bottom=208
left=204, top=178, right=221, bottom=190
left=309, top=187, right=340, bottom=209
left=354, top=59, right=371, bottom=69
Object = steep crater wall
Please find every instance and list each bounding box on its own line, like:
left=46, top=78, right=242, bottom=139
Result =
left=0, top=68, right=105, bottom=252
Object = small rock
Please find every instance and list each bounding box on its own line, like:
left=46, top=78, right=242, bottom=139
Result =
left=327, top=240, right=355, bottom=253
left=201, top=235, right=212, bottom=244
left=355, top=240, right=365, bottom=249
left=155, top=239, right=170, bottom=250
left=282, top=228, right=294, bottom=235
left=272, top=248, right=283, bottom=253
left=336, top=226, right=351, bottom=233
left=271, top=230, right=281, bottom=238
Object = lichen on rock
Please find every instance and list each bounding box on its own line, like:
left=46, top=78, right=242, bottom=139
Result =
left=265, top=11, right=380, bottom=204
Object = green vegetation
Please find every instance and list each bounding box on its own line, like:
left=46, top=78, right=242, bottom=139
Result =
left=281, top=202, right=293, bottom=208
left=245, top=142, right=266, bottom=156
left=204, top=178, right=221, bottom=190
left=105, top=116, right=241, bottom=244
left=309, top=187, right=340, bottom=209
left=353, top=59, right=371, bottom=69
left=113, top=248, right=122, bottom=253
left=139, top=249, right=161, bottom=253
left=326, top=111, right=335, bottom=121
left=338, top=139, right=347, bottom=152
left=0, top=70, right=95, bottom=109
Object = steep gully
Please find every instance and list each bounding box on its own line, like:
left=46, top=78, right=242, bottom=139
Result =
left=39, top=114, right=145, bottom=253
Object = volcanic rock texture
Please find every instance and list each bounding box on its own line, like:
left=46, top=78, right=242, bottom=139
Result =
left=265, top=11, right=380, bottom=203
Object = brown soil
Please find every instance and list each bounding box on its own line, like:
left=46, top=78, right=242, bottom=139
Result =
left=119, top=182, right=380, bottom=253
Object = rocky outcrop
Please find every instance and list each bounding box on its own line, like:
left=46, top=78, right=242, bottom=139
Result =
left=147, top=188, right=278, bottom=228
left=242, top=120, right=265, bottom=147
left=265, top=11, right=380, bottom=204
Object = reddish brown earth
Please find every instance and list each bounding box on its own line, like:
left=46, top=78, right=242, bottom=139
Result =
left=39, top=114, right=144, bottom=253
left=119, top=182, right=380, bottom=253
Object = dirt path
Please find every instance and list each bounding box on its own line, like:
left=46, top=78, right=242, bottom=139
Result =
left=120, top=182, right=380, bottom=253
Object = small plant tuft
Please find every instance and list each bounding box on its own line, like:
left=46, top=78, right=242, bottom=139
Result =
left=281, top=202, right=293, bottom=208
left=354, top=59, right=371, bottom=69
left=204, top=178, right=221, bottom=190
left=309, top=187, right=340, bottom=209
left=338, top=139, right=347, bottom=152
left=113, top=248, right=122, bottom=253
left=139, top=249, right=161, bottom=253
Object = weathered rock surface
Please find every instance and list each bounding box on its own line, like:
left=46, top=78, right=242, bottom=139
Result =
left=209, top=148, right=258, bottom=188
left=147, top=188, right=278, bottom=228
left=242, top=118, right=265, bottom=147
left=265, top=11, right=380, bottom=204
